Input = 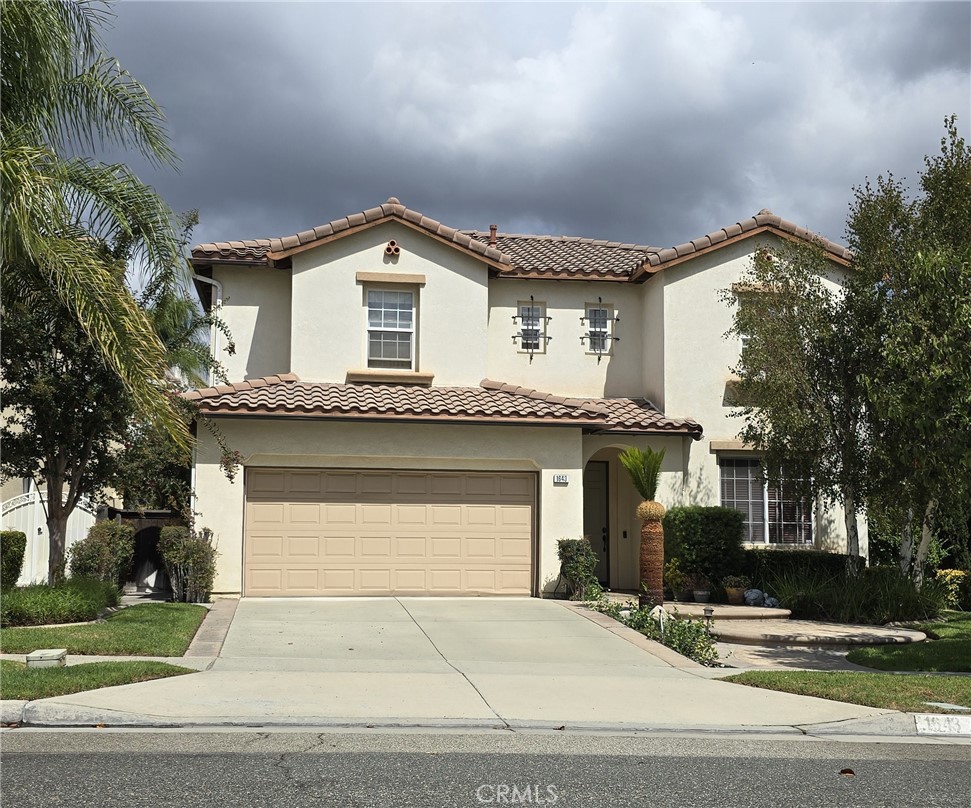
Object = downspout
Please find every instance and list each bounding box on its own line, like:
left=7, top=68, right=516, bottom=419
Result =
left=192, top=273, right=223, bottom=386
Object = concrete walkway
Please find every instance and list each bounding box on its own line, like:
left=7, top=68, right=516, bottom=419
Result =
left=2, top=597, right=902, bottom=733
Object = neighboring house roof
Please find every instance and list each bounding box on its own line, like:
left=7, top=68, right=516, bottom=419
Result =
left=191, top=197, right=511, bottom=271
left=184, top=374, right=703, bottom=437
left=190, top=199, right=850, bottom=280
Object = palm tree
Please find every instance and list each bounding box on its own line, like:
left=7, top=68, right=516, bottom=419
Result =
left=1, top=0, right=188, bottom=447
left=619, top=446, right=666, bottom=606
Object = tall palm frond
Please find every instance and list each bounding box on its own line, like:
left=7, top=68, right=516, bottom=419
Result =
left=1, top=0, right=188, bottom=448
left=619, top=447, right=666, bottom=501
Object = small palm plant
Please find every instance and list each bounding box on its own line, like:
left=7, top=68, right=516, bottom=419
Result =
left=619, top=446, right=666, bottom=606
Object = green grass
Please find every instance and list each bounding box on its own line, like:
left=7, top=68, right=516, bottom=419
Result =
left=0, top=603, right=206, bottom=656
left=722, top=670, right=971, bottom=714
left=0, top=659, right=194, bottom=701
left=846, top=611, right=971, bottom=672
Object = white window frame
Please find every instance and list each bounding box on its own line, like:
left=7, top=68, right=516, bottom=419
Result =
left=584, top=303, right=614, bottom=356
left=366, top=287, right=416, bottom=370
left=718, top=456, right=813, bottom=545
left=517, top=301, right=547, bottom=354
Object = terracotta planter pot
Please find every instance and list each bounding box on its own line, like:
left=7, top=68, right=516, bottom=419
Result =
left=725, top=587, right=745, bottom=605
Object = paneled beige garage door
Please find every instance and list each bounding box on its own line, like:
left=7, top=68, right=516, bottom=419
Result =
left=244, top=469, right=535, bottom=596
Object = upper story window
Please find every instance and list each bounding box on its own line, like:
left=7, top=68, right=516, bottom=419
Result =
left=367, top=289, right=415, bottom=369
left=516, top=301, right=547, bottom=354
left=583, top=303, right=614, bottom=355
left=719, top=457, right=812, bottom=545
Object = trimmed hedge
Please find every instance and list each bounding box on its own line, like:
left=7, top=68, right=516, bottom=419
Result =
left=743, top=548, right=865, bottom=590
left=159, top=527, right=217, bottom=603
left=69, top=522, right=135, bottom=588
left=663, top=506, right=746, bottom=590
left=1, top=530, right=27, bottom=590
left=0, top=578, right=120, bottom=627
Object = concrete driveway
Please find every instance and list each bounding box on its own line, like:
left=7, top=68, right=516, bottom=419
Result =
left=23, top=598, right=895, bottom=731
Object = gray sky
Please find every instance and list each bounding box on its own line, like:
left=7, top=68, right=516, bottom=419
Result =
left=103, top=1, right=970, bottom=249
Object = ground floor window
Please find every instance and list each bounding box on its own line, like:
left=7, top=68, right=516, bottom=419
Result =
left=718, top=458, right=812, bottom=544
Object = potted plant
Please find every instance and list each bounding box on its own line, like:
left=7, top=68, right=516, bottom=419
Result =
left=618, top=446, right=666, bottom=607
left=664, top=558, right=691, bottom=602
left=722, top=574, right=751, bottom=605
left=690, top=572, right=711, bottom=603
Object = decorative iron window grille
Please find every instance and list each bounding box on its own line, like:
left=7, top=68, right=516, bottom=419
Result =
left=511, top=295, right=551, bottom=362
left=580, top=297, right=619, bottom=361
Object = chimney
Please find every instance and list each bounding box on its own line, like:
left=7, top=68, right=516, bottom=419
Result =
left=489, top=224, right=497, bottom=247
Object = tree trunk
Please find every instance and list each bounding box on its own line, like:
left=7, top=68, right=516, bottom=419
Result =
left=46, top=496, right=70, bottom=585
left=899, top=507, right=915, bottom=576
left=639, top=517, right=665, bottom=607
left=843, top=486, right=859, bottom=558
left=912, top=498, right=939, bottom=585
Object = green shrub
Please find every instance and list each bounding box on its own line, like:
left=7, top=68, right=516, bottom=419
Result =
left=0, top=578, right=119, bottom=627
left=744, top=548, right=865, bottom=590
left=1, top=530, right=27, bottom=590
left=663, top=506, right=745, bottom=589
left=159, top=527, right=217, bottom=603
left=556, top=538, right=602, bottom=601
left=592, top=599, right=719, bottom=666
left=69, top=522, right=135, bottom=588
left=763, top=564, right=948, bottom=624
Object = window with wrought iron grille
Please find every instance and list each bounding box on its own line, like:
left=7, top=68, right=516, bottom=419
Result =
left=518, top=301, right=546, bottom=353
left=585, top=304, right=612, bottom=354
left=719, top=458, right=812, bottom=544
left=367, top=289, right=415, bottom=369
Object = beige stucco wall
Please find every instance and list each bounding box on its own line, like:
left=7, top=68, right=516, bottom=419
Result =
left=289, top=222, right=490, bottom=386
left=487, top=279, right=649, bottom=398
left=656, top=236, right=867, bottom=556
left=195, top=419, right=587, bottom=595
left=211, top=265, right=292, bottom=381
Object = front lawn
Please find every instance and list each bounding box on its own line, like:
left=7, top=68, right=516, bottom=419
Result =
left=0, top=603, right=206, bottom=656
left=0, top=659, right=194, bottom=701
left=722, top=670, right=971, bottom=714
left=846, top=611, right=971, bottom=673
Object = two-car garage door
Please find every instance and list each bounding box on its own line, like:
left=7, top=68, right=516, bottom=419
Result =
left=244, top=469, right=535, bottom=596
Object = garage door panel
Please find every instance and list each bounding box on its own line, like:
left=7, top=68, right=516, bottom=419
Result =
left=245, top=470, right=534, bottom=596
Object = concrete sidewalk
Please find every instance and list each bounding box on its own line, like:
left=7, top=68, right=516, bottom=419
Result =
left=1, top=597, right=917, bottom=735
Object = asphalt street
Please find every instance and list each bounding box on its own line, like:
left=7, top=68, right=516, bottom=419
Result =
left=2, top=730, right=969, bottom=808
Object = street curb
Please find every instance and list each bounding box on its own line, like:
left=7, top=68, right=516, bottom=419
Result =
left=557, top=602, right=707, bottom=670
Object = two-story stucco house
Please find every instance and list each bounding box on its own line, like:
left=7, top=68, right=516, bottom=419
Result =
left=187, top=197, right=866, bottom=598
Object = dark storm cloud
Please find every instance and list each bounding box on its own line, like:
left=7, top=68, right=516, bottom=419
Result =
left=103, top=1, right=970, bottom=250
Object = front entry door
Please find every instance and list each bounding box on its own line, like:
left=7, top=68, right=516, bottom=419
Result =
left=582, top=461, right=609, bottom=585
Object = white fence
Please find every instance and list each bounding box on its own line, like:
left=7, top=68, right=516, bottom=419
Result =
left=1, top=492, right=97, bottom=585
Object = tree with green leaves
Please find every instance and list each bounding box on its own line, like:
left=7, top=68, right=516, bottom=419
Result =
left=724, top=239, right=873, bottom=558
left=1, top=0, right=188, bottom=446
left=848, top=117, right=971, bottom=580
left=619, top=446, right=666, bottom=605
left=726, top=116, right=971, bottom=577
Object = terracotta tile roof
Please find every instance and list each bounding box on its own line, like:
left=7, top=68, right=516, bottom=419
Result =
left=190, top=201, right=849, bottom=280
left=464, top=232, right=660, bottom=280
left=184, top=374, right=703, bottom=437
left=633, top=209, right=852, bottom=276
left=191, top=198, right=511, bottom=268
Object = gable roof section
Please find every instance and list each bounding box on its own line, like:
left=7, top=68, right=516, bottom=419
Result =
left=630, top=209, right=852, bottom=279
left=185, top=374, right=703, bottom=437
left=191, top=197, right=511, bottom=271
